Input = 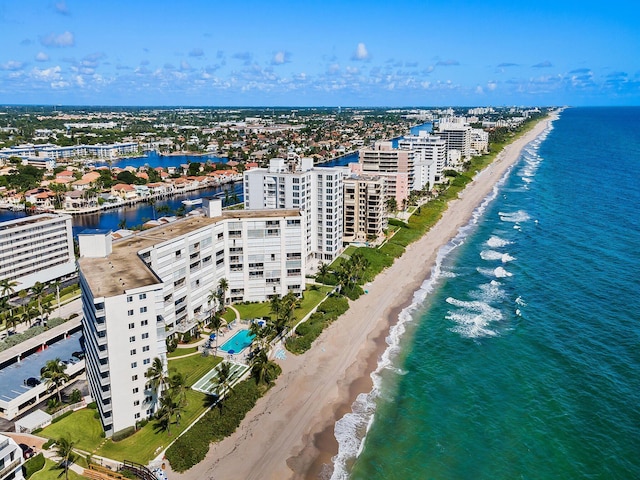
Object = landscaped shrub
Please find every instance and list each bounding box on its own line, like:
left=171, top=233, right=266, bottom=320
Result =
left=286, top=296, right=349, bottom=354
left=23, top=452, right=45, bottom=478
left=112, top=426, right=136, bottom=442
left=87, top=401, right=97, bottom=409
left=166, top=379, right=264, bottom=472
left=42, top=438, right=56, bottom=450
left=51, top=410, right=73, bottom=423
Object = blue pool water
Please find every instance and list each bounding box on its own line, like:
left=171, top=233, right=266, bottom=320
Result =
left=219, top=329, right=254, bottom=353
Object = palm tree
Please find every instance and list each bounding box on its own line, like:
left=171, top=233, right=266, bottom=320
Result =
left=316, top=262, right=330, bottom=281
left=148, top=197, right=156, bottom=220
left=118, top=218, right=127, bottom=230
left=41, top=358, right=69, bottom=403
left=52, top=280, right=62, bottom=317
left=209, top=313, right=224, bottom=355
left=0, top=278, right=18, bottom=299
left=217, top=278, right=229, bottom=312
left=168, top=373, right=187, bottom=426
left=145, top=357, right=168, bottom=410
left=29, top=282, right=45, bottom=321
left=55, top=436, right=76, bottom=480
left=157, top=393, right=178, bottom=435
left=251, top=349, right=278, bottom=386
left=216, top=362, right=233, bottom=413
left=5, top=313, right=20, bottom=333
left=207, top=288, right=219, bottom=316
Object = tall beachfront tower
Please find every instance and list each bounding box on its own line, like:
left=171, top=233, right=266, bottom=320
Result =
left=398, top=131, right=445, bottom=187
left=357, top=141, right=414, bottom=208
left=436, top=119, right=472, bottom=160
left=343, top=174, right=386, bottom=243
left=0, top=213, right=75, bottom=293
left=243, top=157, right=345, bottom=264
left=78, top=199, right=305, bottom=437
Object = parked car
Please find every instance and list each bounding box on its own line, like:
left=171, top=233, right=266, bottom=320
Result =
left=19, top=444, right=35, bottom=459
left=25, top=377, right=41, bottom=387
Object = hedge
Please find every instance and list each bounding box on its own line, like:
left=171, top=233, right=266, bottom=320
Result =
left=112, top=426, right=136, bottom=442
left=23, top=453, right=45, bottom=479
left=165, top=378, right=263, bottom=472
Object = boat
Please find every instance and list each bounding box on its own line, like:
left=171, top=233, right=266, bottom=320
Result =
left=181, top=198, right=202, bottom=206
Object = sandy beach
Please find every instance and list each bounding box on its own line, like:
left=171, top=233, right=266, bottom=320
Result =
left=168, top=114, right=556, bottom=480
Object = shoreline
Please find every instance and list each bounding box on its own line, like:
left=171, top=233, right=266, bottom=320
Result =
left=166, top=113, right=557, bottom=480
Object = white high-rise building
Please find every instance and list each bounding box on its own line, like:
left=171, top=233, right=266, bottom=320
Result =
left=0, top=434, right=24, bottom=480
left=398, top=131, right=446, bottom=187
left=78, top=199, right=305, bottom=436
left=244, top=157, right=345, bottom=263
left=436, top=119, right=472, bottom=159
left=0, top=213, right=75, bottom=293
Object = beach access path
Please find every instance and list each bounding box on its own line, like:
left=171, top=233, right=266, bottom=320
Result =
left=167, top=114, right=557, bottom=480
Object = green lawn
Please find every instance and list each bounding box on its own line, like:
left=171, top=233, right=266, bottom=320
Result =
left=31, top=458, right=87, bottom=480
left=231, top=285, right=332, bottom=327
left=168, top=346, right=198, bottom=358
left=39, top=409, right=104, bottom=453
left=169, top=351, right=221, bottom=386
left=96, top=389, right=207, bottom=464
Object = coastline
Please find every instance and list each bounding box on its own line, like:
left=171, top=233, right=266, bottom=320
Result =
left=166, top=113, right=557, bottom=480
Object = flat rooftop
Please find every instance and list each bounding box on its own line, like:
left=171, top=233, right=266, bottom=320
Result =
left=78, top=209, right=301, bottom=299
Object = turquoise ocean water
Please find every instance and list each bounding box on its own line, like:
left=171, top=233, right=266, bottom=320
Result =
left=331, top=107, right=640, bottom=479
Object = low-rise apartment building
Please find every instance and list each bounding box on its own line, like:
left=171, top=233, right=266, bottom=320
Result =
left=0, top=213, right=76, bottom=293
left=0, top=434, right=24, bottom=480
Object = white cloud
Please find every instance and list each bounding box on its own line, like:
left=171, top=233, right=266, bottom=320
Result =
left=487, top=81, right=497, bottom=91
left=271, top=51, right=291, bottom=65
left=35, top=52, right=49, bottom=62
left=352, top=43, right=369, bottom=61
left=55, top=1, right=70, bottom=15
left=40, top=31, right=75, bottom=47
left=1, top=60, right=25, bottom=71
left=32, top=65, right=62, bottom=81
left=476, top=85, right=484, bottom=94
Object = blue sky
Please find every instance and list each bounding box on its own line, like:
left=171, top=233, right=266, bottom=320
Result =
left=1, top=0, right=638, bottom=106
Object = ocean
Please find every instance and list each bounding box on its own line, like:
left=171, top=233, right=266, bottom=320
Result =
left=332, top=107, right=640, bottom=479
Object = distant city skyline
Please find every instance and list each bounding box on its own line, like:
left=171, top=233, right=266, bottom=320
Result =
left=1, top=0, right=638, bottom=107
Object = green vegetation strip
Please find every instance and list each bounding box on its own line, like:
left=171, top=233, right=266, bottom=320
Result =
left=286, top=296, right=349, bottom=354
left=165, top=378, right=264, bottom=472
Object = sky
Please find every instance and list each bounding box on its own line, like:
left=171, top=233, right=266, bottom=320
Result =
left=0, top=0, right=639, bottom=107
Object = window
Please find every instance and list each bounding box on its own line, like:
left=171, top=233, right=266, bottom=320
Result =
left=140, top=306, right=147, bottom=313
left=131, top=362, right=137, bottom=368
left=132, top=375, right=138, bottom=381
left=134, top=400, right=140, bottom=406
left=143, top=358, right=151, bottom=365
left=128, top=323, right=135, bottom=329
left=142, top=332, right=149, bottom=340
left=127, top=310, right=134, bottom=316
left=134, top=412, right=141, bottom=419
left=140, top=319, right=148, bottom=327
left=139, top=293, right=146, bottom=300
left=127, top=296, right=133, bottom=303
left=143, top=345, right=150, bottom=352
left=133, top=387, right=139, bottom=394
left=130, top=349, right=136, bottom=355
left=129, top=336, right=135, bottom=342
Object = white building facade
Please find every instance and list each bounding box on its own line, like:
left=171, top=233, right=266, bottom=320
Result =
left=78, top=200, right=305, bottom=436
left=343, top=175, right=386, bottom=243
left=0, top=213, right=76, bottom=293
left=244, top=157, right=345, bottom=263
left=0, top=434, right=24, bottom=480
left=398, top=131, right=446, bottom=187
left=357, top=141, right=414, bottom=207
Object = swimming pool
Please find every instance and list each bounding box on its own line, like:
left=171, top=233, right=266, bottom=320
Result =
left=219, top=329, right=254, bottom=354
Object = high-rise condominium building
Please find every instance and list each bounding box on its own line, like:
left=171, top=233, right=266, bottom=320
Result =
left=343, top=175, right=386, bottom=243
left=357, top=141, right=414, bottom=207
left=244, top=157, right=345, bottom=263
left=78, top=199, right=305, bottom=436
left=398, top=131, right=446, bottom=187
